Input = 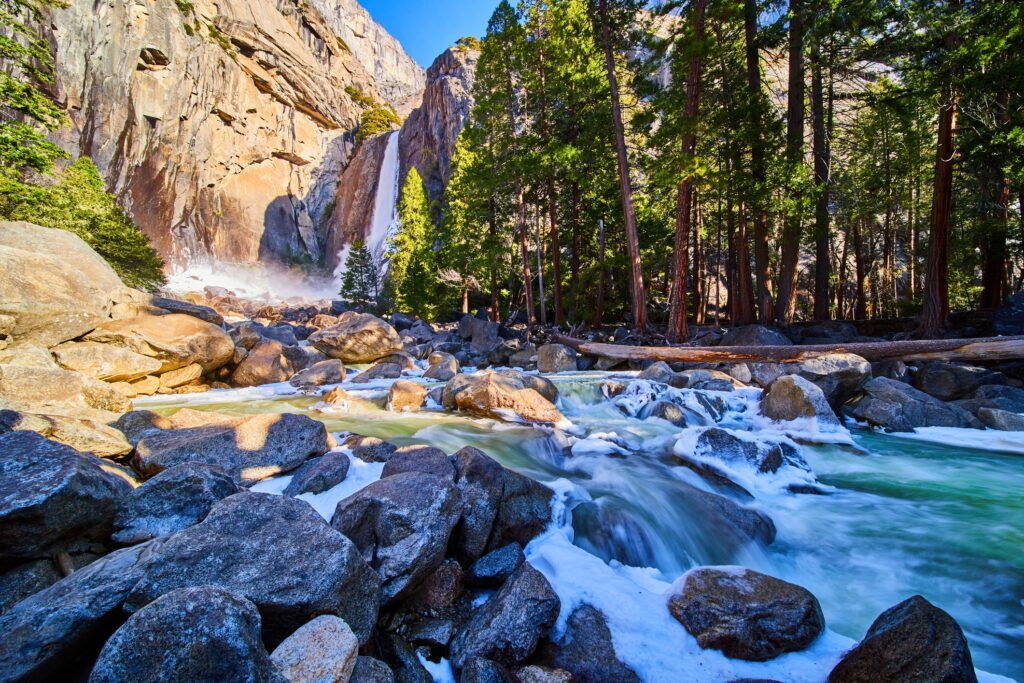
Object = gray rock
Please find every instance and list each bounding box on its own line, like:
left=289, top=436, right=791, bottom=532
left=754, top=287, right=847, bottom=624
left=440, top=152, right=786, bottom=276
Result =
left=150, top=296, right=225, bottom=326
left=0, top=540, right=162, bottom=683
left=88, top=586, right=283, bottom=683
left=638, top=361, right=687, bottom=388
left=0, top=559, right=60, bottom=615
left=515, top=666, right=572, bottom=683
left=289, top=359, right=347, bottom=389
left=639, top=400, right=688, bottom=426
left=343, top=434, right=398, bottom=463
left=331, top=472, right=461, bottom=603
left=760, top=375, right=839, bottom=425
left=537, top=344, right=577, bottom=373
left=460, top=658, right=512, bottom=683
left=450, top=563, right=560, bottom=670
left=376, top=633, right=433, bottom=683
left=669, top=567, right=824, bottom=661
left=993, top=290, right=1024, bottom=335
left=113, top=463, right=238, bottom=544
left=721, top=326, right=792, bottom=347
left=132, top=409, right=330, bottom=485
left=846, top=377, right=980, bottom=432
left=351, top=361, right=403, bottom=383
left=678, top=484, right=776, bottom=546
left=912, top=362, right=1004, bottom=401
left=540, top=603, right=640, bottom=683
left=977, top=407, right=1024, bottom=431
left=282, top=452, right=351, bottom=496
left=797, top=353, right=871, bottom=407
left=424, top=357, right=460, bottom=381
left=351, top=656, right=395, bottom=683
left=125, top=492, right=380, bottom=645
left=827, top=595, right=977, bottom=683
left=0, top=431, right=130, bottom=562
left=466, top=544, right=525, bottom=588
left=955, top=383, right=1024, bottom=417
left=381, top=445, right=455, bottom=480
left=687, top=428, right=790, bottom=474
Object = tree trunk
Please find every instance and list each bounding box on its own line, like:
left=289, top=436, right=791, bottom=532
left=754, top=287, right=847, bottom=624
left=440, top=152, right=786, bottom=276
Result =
left=667, top=0, right=706, bottom=341
left=569, top=181, right=582, bottom=321
left=517, top=186, right=536, bottom=327
left=743, top=0, right=774, bottom=324
left=488, top=196, right=501, bottom=322
left=775, top=0, right=806, bottom=325
left=593, top=218, right=606, bottom=326
left=980, top=92, right=1011, bottom=310
left=736, top=207, right=756, bottom=324
left=853, top=218, right=867, bottom=320
left=694, top=194, right=706, bottom=325
left=811, top=49, right=831, bottom=321
left=598, top=0, right=647, bottom=332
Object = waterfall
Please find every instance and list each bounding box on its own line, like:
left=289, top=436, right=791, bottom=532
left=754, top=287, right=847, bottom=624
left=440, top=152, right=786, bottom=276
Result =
left=335, top=129, right=401, bottom=280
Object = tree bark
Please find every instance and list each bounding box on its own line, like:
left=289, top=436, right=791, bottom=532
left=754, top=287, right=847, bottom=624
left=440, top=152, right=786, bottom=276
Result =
left=980, top=92, right=1011, bottom=310
left=552, top=333, right=1024, bottom=365
left=775, top=0, right=807, bottom=325
left=667, top=0, right=707, bottom=341
left=598, top=0, right=647, bottom=332
left=743, top=0, right=774, bottom=324
left=811, top=48, right=831, bottom=321
left=853, top=218, right=867, bottom=320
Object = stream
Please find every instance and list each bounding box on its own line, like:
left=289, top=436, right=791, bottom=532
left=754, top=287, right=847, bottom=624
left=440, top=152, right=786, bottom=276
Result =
left=142, top=371, right=1024, bottom=682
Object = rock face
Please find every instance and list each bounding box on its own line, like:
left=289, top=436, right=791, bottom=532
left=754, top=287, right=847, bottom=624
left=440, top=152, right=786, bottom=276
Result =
left=0, top=222, right=127, bottom=348
left=669, top=567, right=825, bottom=661
left=399, top=46, right=479, bottom=202
left=0, top=432, right=131, bottom=562
left=129, top=408, right=330, bottom=484
left=331, top=471, right=462, bottom=602
left=46, top=0, right=419, bottom=266
left=828, top=595, right=977, bottom=683
left=760, top=375, right=839, bottom=425
left=88, top=586, right=282, bottom=683
left=51, top=341, right=163, bottom=382
left=846, top=377, right=979, bottom=432
left=450, top=563, right=560, bottom=670
left=125, top=492, right=381, bottom=644
left=112, top=462, right=239, bottom=544
left=270, top=614, right=359, bottom=683
left=309, top=313, right=403, bottom=363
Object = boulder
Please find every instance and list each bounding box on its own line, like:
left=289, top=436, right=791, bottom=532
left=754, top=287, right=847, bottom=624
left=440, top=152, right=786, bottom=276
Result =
left=796, top=353, right=871, bottom=407
left=669, top=567, right=824, bottom=661
left=378, top=351, right=418, bottom=370
left=125, top=492, right=380, bottom=644
left=159, top=362, right=203, bottom=389
left=131, top=408, right=331, bottom=484
left=458, top=315, right=501, bottom=354
left=977, top=407, right=1024, bottom=431
left=0, top=362, right=131, bottom=421
left=51, top=341, right=163, bottom=382
left=497, top=369, right=559, bottom=403
left=424, top=357, right=460, bottom=381
left=112, top=463, right=238, bottom=544
left=230, top=339, right=293, bottom=387
left=912, top=362, right=1004, bottom=402
left=827, top=595, right=977, bottom=683
left=343, top=434, right=398, bottom=463
left=0, top=559, right=62, bottom=615
left=351, top=657, right=395, bottom=683
left=639, top=400, right=688, bottom=426
left=466, top=544, right=525, bottom=588
left=331, top=471, right=461, bottom=602
left=308, top=313, right=403, bottom=363
left=84, top=314, right=234, bottom=373
left=509, top=343, right=538, bottom=370
left=0, top=432, right=130, bottom=562
left=444, top=371, right=567, bottom=425
left=289, top=359, right=347, bottom=389
left=0, top=540, right=161, bottom=682
left=537, top=344, right=577, bottom=373
left=386, top=379, right=427, bottom=412
left=0, top=221, right=127, bottom=347
left=846, top=377, right=980, bottom=432
left=375, top=633, right=433, bottom=683
left=993, top=290, right=1024, bottom=336
left=540, top=603, right=640, bottom=683
left=150, top=295, right=225, bottom=326
left=451, top=446, right=553, bottom=562
left=450, top=563, right=560, bottom=670
left=683, top=428, right=794, bottom=474
left=639, top=361, right=687, bottom=388
left=282, top=452, right=351, bottom=496
left=270, top=615, right=359, bottom=683
left=761, top=375, right=839, bottom=425
left=88, top=586, right=282, bottom=683
left=0, top=409, right=131, bottom=457
left=351, top=362, right=404, bottom=384
left=381, top=445, right=455, bottom=480
left=721, top=325, right=792, bottom=347
left=460, top=658, right=511, bottom=683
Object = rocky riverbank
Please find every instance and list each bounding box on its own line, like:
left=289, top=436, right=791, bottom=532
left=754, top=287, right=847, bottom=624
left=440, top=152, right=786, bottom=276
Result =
left=0, top=221, right=1012, bottom=682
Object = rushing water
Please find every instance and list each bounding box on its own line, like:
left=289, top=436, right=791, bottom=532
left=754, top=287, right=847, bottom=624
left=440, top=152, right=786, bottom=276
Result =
left=144, top=372, right=1024, bottom=681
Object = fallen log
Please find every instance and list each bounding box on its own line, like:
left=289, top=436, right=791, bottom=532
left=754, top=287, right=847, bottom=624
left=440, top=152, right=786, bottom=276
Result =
left=552, top=334, right=1024, bottom=365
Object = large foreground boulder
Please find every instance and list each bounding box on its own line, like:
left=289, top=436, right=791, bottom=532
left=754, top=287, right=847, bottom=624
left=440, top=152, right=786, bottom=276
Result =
left=309, top=313, right=403, bottom=363
left=84, top=313, right=234, bottom=373
left=443, top=371, right=567, bottom=425
left=112, top=463, right=238, bottom=544
left=128, top=408, right=331, bottom=484
left=0, top=432, right=131, bottom=562
left=668, top=567, right=824, bottom=661
left=760, top=375, right=839, bottom=425
left=0, top=221, right=127, bottom=348
left=51, top=341, right=163, bottom=382
left=846, top=377, right=979, bottom=432
left=230, top=339, right=294, bottom=387
left=828, top=595, right=977, bottom=683
left=0, top=362, right=131, bottom=421
left=88, top=586, right=283, bottom=683
left=0, top=540, right=161, bottom=683
left=331, top=471, right=461, bottom=603
left=451, top=563, right=560, bottom=670
left=124, top=492, right=381, bottom=644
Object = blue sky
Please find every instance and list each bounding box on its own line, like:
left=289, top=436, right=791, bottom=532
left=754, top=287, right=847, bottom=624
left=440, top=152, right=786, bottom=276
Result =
left=361, top=0, right=496, bottom=68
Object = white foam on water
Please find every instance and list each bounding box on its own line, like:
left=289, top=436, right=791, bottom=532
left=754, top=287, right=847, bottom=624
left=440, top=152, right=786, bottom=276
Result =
left=890, top=425, right=1024, bottom=456
left=249, top=450, right=384, bottom=521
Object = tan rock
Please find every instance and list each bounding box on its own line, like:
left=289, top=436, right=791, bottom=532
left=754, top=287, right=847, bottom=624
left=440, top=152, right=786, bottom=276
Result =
left=0, top=410, right=131, bottom=457
left=270, top=615, right=359, bottom=683
left=84, top=314, right=233, bottom=373
left=159, top=363, right=203, bottom=389
left=445, top=371, right=567, bottom=425
left=386, top=380, right=427, bottom=412
left=309, top=313, right=403, bottom=363
left=230, top=339, right=293, bottom=387
left=130, top=375, right=161, bottom=396
left=52, top=341, right=163, bottom=383
left=0, top=363, right=131, bottom=422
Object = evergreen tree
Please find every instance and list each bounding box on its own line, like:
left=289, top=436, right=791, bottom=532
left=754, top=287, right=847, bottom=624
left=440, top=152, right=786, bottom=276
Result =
left=339, top=240, right=382, bottom=304
left=390, top=168, right=438, bottom=317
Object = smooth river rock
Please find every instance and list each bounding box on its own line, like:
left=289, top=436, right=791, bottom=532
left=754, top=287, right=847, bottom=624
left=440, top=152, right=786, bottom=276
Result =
left=270, top=614, right=359, bottom=683
left=760, top=374, right=839, bottom=425
left=846, top=377, right=980, bottom=432
left=309, top=313, right=403, bottom=363
left=84, top=313, right=234, bottom=373
left=443, top=371, right=567, bottom=425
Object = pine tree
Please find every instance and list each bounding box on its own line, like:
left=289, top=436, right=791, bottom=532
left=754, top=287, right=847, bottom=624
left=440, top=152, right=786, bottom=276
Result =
left=339, top=240, right=381, bottom=304
left=390, top=168, right=438, bottom=317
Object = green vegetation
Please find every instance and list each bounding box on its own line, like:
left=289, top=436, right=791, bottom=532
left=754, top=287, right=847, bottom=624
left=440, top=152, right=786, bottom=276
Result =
left=335, top=35, right=350, bottom=53
left=455, top=36, right=482, bottom=53
left=356, top=105, right=401, bottom=145
left=390, top=168, right=439, bottom=317
left=344, top=85, right=376, bottom=108
left=339, top=240, right=383, bottom=305
left=173, top=0, right=193, bottom=15
left=207, top=22, right=236, bottom=58
left=0, top=0, right=165, bottom=290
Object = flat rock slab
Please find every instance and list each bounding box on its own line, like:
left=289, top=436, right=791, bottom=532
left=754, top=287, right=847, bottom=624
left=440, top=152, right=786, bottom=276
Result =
left=84, top=313, right=234, bottom=373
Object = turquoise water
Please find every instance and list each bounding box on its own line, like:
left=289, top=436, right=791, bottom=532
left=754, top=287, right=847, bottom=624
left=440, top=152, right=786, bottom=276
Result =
left=151, top=380, right=1024, bottom=679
